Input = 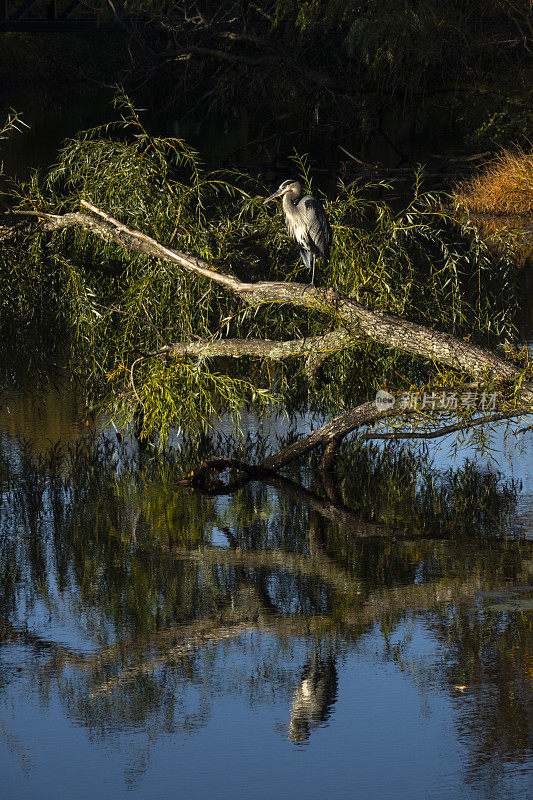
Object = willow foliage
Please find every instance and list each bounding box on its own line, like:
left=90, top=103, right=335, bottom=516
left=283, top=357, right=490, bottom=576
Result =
left=2, top=99, right=521, bottom=443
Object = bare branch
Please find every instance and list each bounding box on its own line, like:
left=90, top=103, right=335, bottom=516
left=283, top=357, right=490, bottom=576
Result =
left=359, top=411, right=526, bottom=441
left=139, top=328, right=355, bottom=362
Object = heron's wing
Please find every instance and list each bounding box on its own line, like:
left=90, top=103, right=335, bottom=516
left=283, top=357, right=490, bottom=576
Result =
left=297, top=246, right=313, bottom=270
left=301, top=197, right=332, bottom=263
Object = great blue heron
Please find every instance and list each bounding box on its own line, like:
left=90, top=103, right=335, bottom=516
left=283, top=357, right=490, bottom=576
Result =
left=263, top=179, right=332, bottom=286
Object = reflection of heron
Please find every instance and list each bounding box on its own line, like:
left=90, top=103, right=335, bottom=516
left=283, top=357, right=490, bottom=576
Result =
left=263, top=180, right=332, bottom=286
left=288, top=652, right=338, bottom=742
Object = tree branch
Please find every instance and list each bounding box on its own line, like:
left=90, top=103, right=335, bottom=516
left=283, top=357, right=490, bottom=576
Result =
left=35, top=201, right=530, bottom=398
left=262, top=405, right=532, bottom=473
left=359, top=411, right=525, bottom=441
left=261, top=401, right=400, bottom=472
left=139, top=328, right=355, bottom=361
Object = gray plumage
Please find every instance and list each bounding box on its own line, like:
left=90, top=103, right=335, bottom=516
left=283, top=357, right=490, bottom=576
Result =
left=263, top=179, right=332, bottom=286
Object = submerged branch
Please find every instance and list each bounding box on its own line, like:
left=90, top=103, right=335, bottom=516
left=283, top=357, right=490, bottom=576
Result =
left=179, top=402, right=401, bottom=485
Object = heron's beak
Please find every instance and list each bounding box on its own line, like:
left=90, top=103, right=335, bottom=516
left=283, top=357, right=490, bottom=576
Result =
left=263, top=188, right=284, bottom=204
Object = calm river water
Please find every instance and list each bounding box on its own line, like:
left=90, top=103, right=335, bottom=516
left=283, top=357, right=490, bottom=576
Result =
left=0, top=96, right=532, bottom=800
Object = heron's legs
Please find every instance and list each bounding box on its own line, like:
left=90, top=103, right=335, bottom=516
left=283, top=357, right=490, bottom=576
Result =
left=302, top=255, right=316, bottom=294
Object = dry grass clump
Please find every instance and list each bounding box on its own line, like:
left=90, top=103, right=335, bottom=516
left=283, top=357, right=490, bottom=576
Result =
left=455, top=149, right=533, bottom=216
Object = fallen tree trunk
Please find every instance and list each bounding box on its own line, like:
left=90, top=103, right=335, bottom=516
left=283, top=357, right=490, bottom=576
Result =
left=35, top=201, right=526, bottom=386
left=262, top=406, right=530, bottom=473
left=13, top=200, right=533, bottom=478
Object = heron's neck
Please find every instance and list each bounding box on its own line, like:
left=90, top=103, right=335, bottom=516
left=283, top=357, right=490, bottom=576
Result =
left=283, top=191, right=300, bottom=208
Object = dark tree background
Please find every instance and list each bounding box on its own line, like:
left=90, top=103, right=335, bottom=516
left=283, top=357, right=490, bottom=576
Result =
left=1, top=0, right=532, bottom=160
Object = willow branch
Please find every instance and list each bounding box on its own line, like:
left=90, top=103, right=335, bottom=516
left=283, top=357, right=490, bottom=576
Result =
left=16, top=198, right=533, bottom=472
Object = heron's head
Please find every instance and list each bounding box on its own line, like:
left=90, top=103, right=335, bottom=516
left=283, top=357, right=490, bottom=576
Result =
left=263, top=179, right=302, bottom=204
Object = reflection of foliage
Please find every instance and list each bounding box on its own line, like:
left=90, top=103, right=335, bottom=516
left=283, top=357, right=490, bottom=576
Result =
left=332, top=441, right=519, bottom=538
left=1, top=437, right=219, bottom=637
left=0, top=433, right=531, bottom=791
left=434, top=603, right=533, bottom=785
left=0, top=434, right=525, bottom=639
left=367, top=603, right=533, bottom=795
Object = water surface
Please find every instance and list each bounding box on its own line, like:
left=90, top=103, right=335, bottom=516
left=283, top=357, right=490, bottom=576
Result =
left=0, top=384, right=531, bottom=799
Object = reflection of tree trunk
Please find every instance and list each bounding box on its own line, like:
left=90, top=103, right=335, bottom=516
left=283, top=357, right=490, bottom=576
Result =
left=266, top=474, right=404, bottom=540
left=161, top=543, right=363, bottom=596
left=89, top=622, right=251, bottom=698
left=6, top=471, right=528, bottom=697
left=307, top=510, right=327, bottom=560
left=305, top=509, right=357, bottom=598
left=252, top=568, right=279, bottom=615
left=7, top=560, right=526, bottom=698
left=221, top=527, right=279, bottom=617
left=221, top=527, right=238, bottom=549
left=341, top=575, right=496, bottom=628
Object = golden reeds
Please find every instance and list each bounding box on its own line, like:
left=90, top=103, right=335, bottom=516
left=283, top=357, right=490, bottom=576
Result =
left=455, top=148, right=533, bottom=216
